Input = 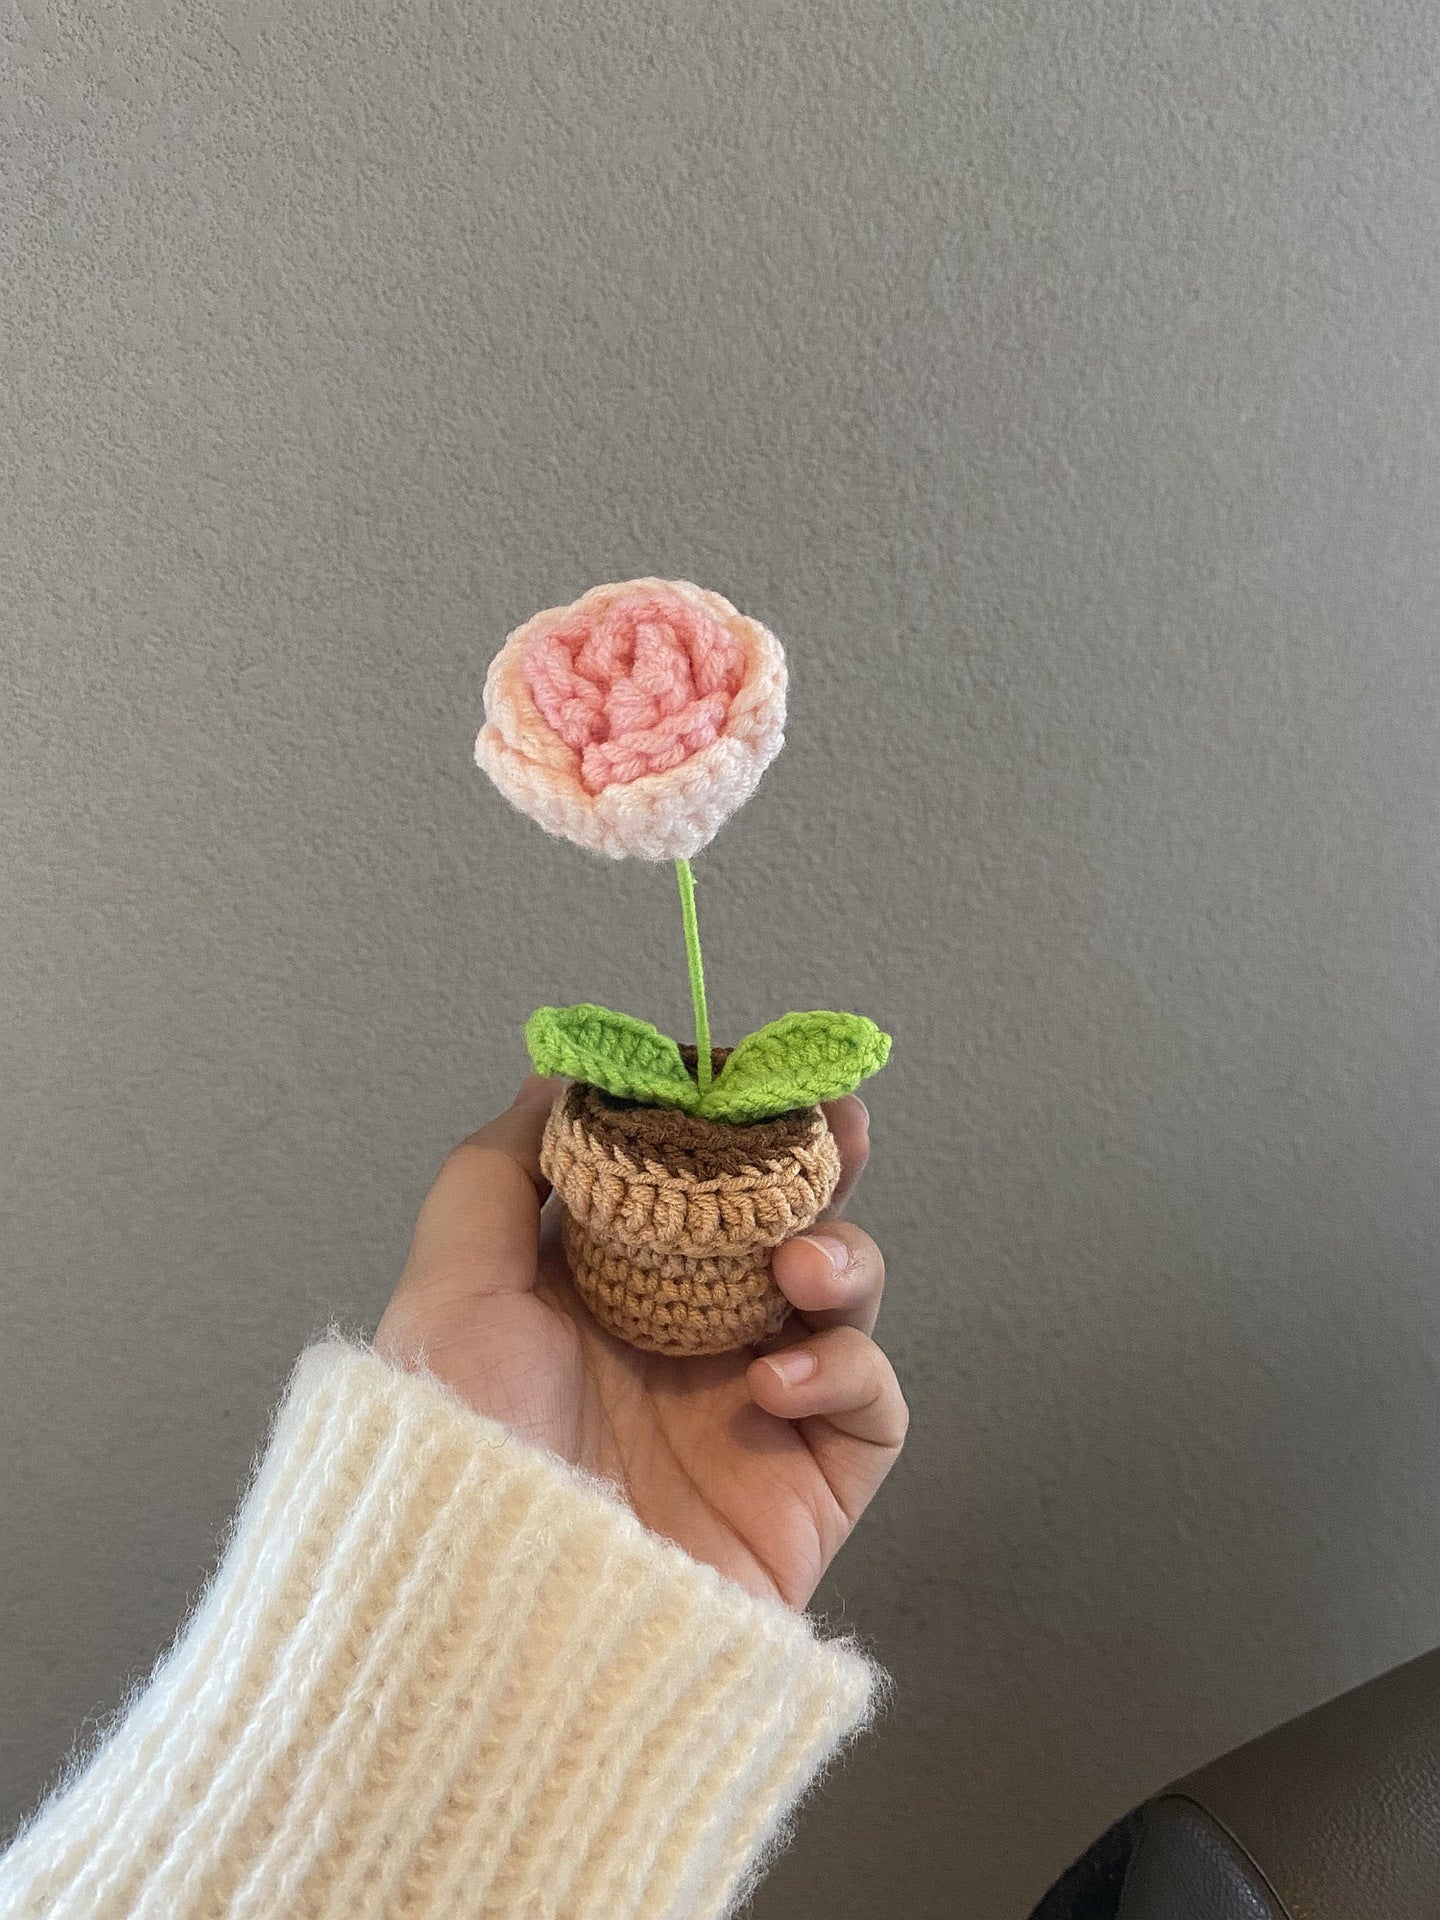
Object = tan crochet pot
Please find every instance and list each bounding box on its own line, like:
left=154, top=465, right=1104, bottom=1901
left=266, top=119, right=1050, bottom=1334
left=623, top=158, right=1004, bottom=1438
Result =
left=539, top=1050, right=842, bottom=1356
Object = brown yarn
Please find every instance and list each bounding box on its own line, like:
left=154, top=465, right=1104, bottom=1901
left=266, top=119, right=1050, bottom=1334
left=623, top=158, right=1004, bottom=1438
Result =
left=540, top=1066, right=841, bottom=1356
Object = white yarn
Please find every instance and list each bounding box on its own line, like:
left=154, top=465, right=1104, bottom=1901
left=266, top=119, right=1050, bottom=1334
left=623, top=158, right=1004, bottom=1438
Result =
left=0, top=1338, right=887, bottom=1920
left=473, top=578, right=789, bottom=862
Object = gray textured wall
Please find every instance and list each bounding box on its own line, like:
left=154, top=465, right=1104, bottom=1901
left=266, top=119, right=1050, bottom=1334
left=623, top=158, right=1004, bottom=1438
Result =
left=5, top=3, right=1440, bottom=1913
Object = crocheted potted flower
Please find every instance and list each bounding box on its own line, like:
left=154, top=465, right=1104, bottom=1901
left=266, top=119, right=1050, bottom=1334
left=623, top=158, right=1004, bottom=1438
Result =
left=475, top=577, right=891, bottom=1357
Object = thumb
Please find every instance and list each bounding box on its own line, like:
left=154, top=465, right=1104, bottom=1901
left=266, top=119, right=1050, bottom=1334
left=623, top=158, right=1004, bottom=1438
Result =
left=397, top=1075, right=565, bottom=1301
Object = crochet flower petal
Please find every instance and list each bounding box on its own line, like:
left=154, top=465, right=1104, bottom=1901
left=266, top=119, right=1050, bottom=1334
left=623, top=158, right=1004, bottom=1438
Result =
left=474, top=579, right=787, bottom=860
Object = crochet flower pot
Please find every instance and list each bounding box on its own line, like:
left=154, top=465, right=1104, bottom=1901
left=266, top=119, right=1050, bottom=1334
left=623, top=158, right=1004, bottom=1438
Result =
left=473, top=578, right=892, bottom=1358
left=540, top=1051, right=843, bottom=1356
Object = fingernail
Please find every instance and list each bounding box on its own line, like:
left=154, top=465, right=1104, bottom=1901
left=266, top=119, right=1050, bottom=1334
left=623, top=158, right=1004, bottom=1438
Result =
left=765, top=1350, right=818, bottom=1387
left=801, top=1233, right=850, bottom=1273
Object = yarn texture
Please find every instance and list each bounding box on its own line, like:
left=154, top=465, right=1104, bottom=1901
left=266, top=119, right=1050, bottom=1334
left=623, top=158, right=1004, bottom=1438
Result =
left=474, top=578, right=787, bottom=861
left=541, top=1074, right=842, bottom=1355
left=526, top=1003, right=893, bottom=1126
left=0, top=1338, right=887, bottom=1920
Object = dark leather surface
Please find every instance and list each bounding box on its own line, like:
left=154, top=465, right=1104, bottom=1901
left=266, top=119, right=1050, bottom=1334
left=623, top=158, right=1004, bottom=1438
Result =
left=1031, top=1812, right=1145, bottom=1920
left=1030, top=1645, right=1440, bottom=1919
left=1116, top=1799, right=1284, bottom=1919
left=1119, top=1645, right=1440, bottom=1918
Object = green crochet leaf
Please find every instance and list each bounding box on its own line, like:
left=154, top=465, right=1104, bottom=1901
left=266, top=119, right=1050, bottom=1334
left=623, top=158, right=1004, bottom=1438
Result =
left=524, top=1004, right=702, bottom=1111
left=698, top=1011, right=892, bottom=1124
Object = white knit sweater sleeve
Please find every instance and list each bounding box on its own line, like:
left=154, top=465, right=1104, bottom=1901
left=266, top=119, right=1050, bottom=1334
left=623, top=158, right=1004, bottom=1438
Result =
left=0, top=1336, right=890, bottom=1920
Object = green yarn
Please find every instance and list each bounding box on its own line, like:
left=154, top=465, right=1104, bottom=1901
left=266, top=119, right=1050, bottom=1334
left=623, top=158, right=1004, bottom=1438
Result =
left=525, top=1002, right=891, bottom=1124
left=699, top=1010, right=892, bottom=1123
left=674, top=858, right=713, bottom=1093
left=524, top=1005, right=698, bottom=1111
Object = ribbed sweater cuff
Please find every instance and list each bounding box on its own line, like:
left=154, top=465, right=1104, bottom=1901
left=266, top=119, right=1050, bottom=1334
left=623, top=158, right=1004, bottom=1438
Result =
left=0, top=1336, right=890, bottom=1920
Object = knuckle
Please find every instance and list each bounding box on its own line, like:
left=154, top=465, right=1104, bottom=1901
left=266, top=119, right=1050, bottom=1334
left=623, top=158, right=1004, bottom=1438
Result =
left=864, top=1374, right=909, bottom=1448
left=825, top=1322, right=874, bottom=1362
left=860, top=1345, right=908, bottom=1444
left=829, top=1325, right=893, bottom=1388
left=442, top=1131, right=486, bottom=1169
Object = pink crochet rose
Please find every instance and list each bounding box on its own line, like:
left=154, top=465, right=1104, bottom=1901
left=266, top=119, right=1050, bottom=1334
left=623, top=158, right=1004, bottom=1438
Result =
left=474, top=578, right=787, bottom=860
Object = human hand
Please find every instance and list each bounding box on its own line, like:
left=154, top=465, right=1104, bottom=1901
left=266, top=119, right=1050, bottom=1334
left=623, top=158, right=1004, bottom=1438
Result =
left=374, top=1076, right=907, bottom=1610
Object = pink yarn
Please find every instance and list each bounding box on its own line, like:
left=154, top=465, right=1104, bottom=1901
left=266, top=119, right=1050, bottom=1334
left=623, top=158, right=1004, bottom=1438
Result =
left=474, top=579, right=787, bottom=861
left=524, top=591, right=746, bottom=795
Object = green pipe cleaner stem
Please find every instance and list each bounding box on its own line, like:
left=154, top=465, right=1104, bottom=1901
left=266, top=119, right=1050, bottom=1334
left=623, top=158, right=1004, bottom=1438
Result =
left=674, top=857, right=713, bottom=1092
